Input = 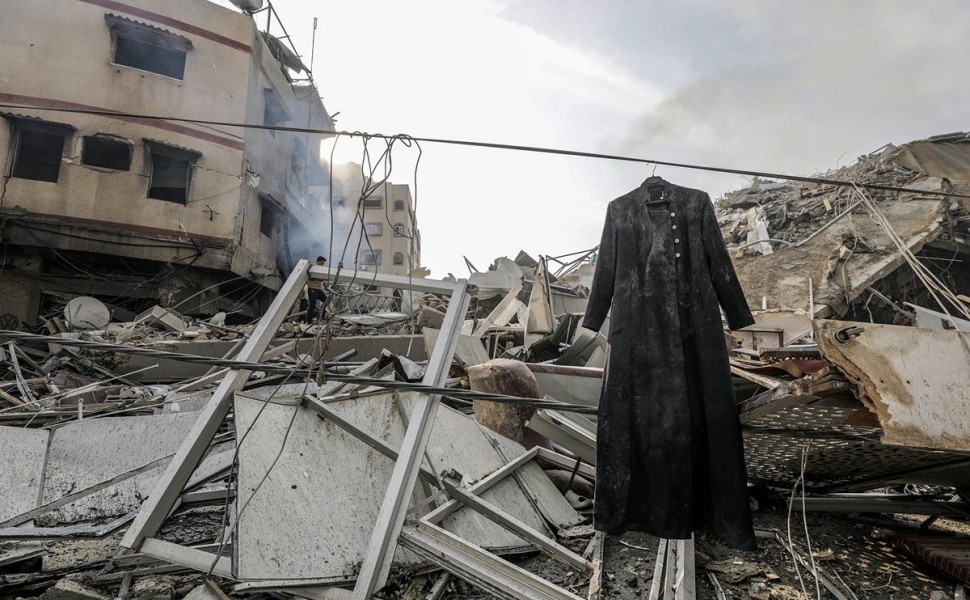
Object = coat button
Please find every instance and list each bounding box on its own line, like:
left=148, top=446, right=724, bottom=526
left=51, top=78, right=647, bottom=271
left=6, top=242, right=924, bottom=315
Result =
left=670, top=212, right=676, bottom=218
left=675, top=238, right=681, bottom=243
left=672, top=224, right=677, bottom=230
left=675, top=252, right=682, bottom=258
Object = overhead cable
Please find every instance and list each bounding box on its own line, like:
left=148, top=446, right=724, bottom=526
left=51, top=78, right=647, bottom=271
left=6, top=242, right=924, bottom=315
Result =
left=1, top=102, right=968, bottom=200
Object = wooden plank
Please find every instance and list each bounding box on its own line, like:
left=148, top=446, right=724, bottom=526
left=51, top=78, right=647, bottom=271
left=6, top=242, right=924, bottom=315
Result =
left=587, top=531, right=605, bottom=600
left=648, top=539, right=668, bottom=600
left=121, top=259, right=311, bottom=552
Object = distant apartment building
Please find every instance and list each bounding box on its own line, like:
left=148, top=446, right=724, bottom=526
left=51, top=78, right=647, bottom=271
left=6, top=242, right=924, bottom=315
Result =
left=0, top=0, right=334, bottom=327
left=327, top=162, right=422, bottom=277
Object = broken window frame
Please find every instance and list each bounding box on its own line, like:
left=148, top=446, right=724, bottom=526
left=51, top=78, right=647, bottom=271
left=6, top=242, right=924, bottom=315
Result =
left=259, top=204, right=275, bottom=238
left=393, top=251, right=405, bottom=266
left=3, top=116, right=73, bottom=183
left=364, top=222, right=383, bottom=237
left=263, top=88, right=291, bottom=138
left=362, top=196, right=383, bottom=209
left=81, top=135, right=132, bottom=171
left=105, top=14, right=193, bottom=81
left=144, top=140, right=200, bottom=205
left=361, top=250, right=382, bottom=266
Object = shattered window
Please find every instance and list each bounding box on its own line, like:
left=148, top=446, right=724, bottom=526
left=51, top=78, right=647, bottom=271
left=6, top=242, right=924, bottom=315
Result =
left=4, top=117, right=72, bottom=183
left=393, top=199, right=405, bottom=210
left=361, top=250, right=381, bottom=265
left=393, top=252, right=405, bottom=266
left=362, top=196, right=383, bottom=209
left=263, top=89, right=290, bottom=137
left=259, top=203, right=275, bottom=238
left=393, top=223, right=407, bottom=237
left=364, top=222, right=382, bottom=236
left=82, top=136, right=131, bottom=171
left=145, top=141, right=199, bottom=204
left=105, top=14, right=192, bottom=80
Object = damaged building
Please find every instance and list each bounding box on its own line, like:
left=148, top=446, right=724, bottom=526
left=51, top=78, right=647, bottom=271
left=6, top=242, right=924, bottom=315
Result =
left=2, top=90, right=970, bottom=600
left=0, top=0, right=336, bottom=328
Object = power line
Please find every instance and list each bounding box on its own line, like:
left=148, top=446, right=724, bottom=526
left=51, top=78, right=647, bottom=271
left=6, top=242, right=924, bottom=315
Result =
left=2, top=102, right=968, bottom=200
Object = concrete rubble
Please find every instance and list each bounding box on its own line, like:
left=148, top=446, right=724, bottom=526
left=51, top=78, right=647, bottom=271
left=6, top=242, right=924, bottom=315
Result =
left=2, top=134, right=970, bottom=599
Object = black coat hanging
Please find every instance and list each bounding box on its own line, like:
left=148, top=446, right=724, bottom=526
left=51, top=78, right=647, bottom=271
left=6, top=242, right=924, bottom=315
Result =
left=583, top=177, right=757, bottom=549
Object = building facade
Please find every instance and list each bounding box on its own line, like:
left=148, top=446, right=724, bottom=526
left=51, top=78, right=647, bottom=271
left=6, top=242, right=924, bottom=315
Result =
left=0, top=0, right=334, bottom=326
left=328, top=162, right=422, bottom=277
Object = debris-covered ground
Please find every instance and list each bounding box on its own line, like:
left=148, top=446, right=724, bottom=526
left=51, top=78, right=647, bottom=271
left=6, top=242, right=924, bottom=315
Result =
left=3, top=133, right=970, bottom=600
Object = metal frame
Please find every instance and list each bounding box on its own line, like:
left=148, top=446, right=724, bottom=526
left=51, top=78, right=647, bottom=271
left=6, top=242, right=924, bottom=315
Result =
left=648, top=537, right=695, bottom=600
left=401, top=522, right=584, bottom=600
left=121, top=259, right=312, bottom=552
left=352, top=280, right=470, bottom=598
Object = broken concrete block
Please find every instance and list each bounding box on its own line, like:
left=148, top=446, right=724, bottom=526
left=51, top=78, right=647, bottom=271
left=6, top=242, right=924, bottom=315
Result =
left=40, top=579, right=110, bottom=600
left=182, top=583, right=223, bottom=600
left=135, top=306, right=185, bottom=333
left=468, top=359, right=543, bottom=446
left=129, top=575, right=178, bottom=600
left=415, top=305, right=445, bottom=330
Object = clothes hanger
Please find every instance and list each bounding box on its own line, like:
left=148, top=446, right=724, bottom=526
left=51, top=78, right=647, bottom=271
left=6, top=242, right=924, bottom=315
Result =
left=644, top=163, right=665, bottom=187
left=644, top=163, right=667, bottom=204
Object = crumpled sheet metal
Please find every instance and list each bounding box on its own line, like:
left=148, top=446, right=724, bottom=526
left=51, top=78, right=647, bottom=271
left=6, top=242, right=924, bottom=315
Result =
left=817, top=319, right=970, bottom=452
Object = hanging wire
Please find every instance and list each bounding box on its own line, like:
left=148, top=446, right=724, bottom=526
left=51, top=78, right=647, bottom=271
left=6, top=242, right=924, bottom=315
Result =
left=2, top=103, right=969, bottom=200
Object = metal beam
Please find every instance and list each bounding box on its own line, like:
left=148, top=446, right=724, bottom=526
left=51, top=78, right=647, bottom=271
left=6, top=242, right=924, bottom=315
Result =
left=140, top=538, right=232, bottom=577
left=401, top=522, right=584, bottom=600
left=309, top=265, right=457, bottom=294
left=441, top=476, right=592, bottom=574
left=352, top=280, right=470, bottom=598
left=423, top=447, right=539, bottom=525
left=121, top=260, right=311, bottom=551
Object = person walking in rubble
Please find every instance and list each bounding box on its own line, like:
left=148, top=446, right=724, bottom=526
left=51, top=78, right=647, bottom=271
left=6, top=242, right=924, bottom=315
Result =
left=305, top=256, right=330, bottom=323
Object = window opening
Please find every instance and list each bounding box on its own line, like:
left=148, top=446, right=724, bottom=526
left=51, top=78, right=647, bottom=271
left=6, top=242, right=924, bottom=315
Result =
left=105, top=14, right=192, bottom=80
left=146, top=141, right=199, bottom=204
left=364, top=222, right=382, bottom=236
left=393, top=252, right=405, bottom=266
left=393, top=199, right=405, bottom=210
left=393, top=223, right=407, bottom=237
left=4, top=117, right=72, bottom=183
left=362, top=196, right=383, bottom=209
left=361, top=250, right=381, bottom=265
left=82, top=136, right=131, bottom=170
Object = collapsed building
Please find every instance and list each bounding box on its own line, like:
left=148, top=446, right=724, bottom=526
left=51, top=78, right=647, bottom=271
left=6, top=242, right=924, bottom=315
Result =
left=2, top=124, right=970, bottom=600
left=0, top=0, right=335, bottom=327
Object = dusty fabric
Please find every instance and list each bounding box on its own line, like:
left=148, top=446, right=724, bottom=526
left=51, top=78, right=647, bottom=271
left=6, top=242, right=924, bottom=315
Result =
left=583, top=178, right=756, bottom=549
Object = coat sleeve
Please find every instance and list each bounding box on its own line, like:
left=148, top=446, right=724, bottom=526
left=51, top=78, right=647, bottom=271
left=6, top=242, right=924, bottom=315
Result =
left=701, top=196, right=755, bottom=330
left=582, top=203, right=617, bottom=332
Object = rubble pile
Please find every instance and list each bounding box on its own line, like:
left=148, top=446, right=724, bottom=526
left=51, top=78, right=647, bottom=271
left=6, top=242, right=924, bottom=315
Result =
left=4, top=134, right=970, bottom=600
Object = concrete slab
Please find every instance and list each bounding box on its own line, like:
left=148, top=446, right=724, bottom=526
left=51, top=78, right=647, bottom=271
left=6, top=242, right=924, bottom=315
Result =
left=233, top=391, right=424, bottom=583
left=40, top=413, right=198, bottom=524
left=0, top=427, right=49, bottom=522
left=232, top=390, right=582, bottom=583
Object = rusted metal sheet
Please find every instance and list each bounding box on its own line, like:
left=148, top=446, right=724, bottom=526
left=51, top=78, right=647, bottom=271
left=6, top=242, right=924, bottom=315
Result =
left=817, top=320, right=970, bottom=451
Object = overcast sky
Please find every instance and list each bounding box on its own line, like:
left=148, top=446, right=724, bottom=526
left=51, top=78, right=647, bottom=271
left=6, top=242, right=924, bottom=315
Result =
left=246, top=0, right=969, bottom=278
